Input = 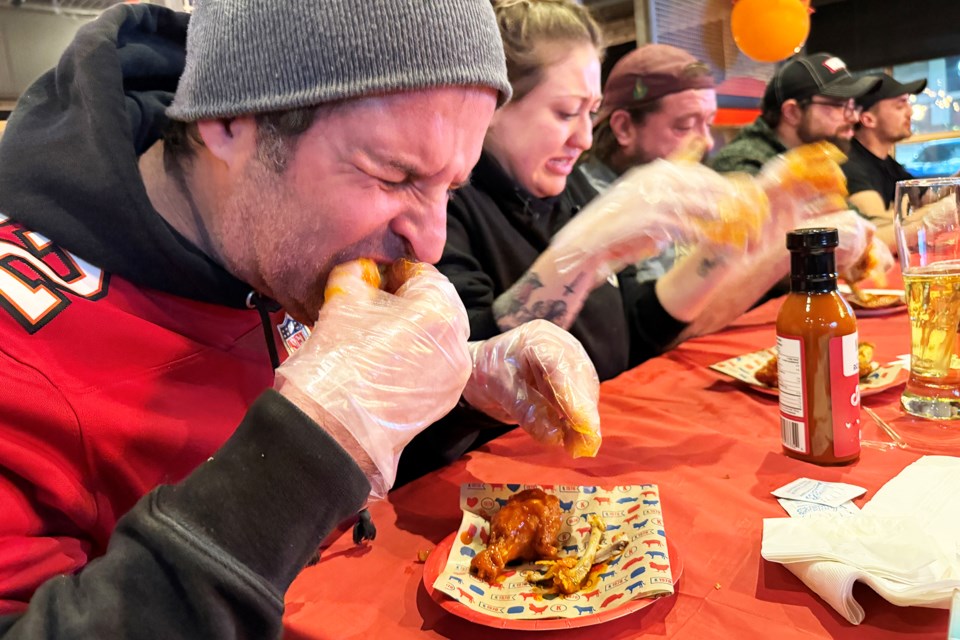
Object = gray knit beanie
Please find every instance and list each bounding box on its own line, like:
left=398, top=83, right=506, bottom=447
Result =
left=166, top=0, right=512, bottom=121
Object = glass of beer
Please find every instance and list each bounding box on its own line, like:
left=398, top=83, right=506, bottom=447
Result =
left=895, top=177, right=960, bottom=419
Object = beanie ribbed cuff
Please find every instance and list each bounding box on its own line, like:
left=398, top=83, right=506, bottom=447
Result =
left=167, top=0, right=511, bottom=121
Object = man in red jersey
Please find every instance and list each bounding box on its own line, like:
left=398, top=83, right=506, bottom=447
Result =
left=0, top=1, right=601, bottom=636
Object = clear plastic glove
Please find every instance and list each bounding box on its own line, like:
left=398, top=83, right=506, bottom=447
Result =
left=793, top=209, right=892, bottom=283
left=843, top=236, right=896, bottom=286
left=275, top=259, right=472, bottom=499
left=492, top=142, right=850, bottom=333
left=462, top=319, right=601, bottom=457
left=758, top=141, right=849, bottom=215
left=749, top=142, right=851, bottom=249
left=493, top=160, right=769, bottom=331
left=549, top=159, right=770, bottom=285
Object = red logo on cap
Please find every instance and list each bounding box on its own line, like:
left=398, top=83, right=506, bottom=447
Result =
left=821, top=57, right=847, bottom=74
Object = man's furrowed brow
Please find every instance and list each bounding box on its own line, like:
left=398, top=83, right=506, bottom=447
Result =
left=385, top=158, right=425, bottom=180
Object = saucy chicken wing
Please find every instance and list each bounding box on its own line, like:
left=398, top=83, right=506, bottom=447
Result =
left=471, top=488, right=562, bottom=582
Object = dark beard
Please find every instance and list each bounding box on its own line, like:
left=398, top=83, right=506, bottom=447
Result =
left=828, top=136, right=852, bottom=154
left=797, top=120, right=852, bottom=154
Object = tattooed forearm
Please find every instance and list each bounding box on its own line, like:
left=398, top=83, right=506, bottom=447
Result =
left=530, top=299, right=569, bottom=323
left=494, top=271, right=575, bottom=328
left=495, top=272, right=544, bottom=316
left=696, top=254, right=726, bottom=278
left=497, top=298, right=570, bottom=327
left=563, top=272, right=587, bottom=296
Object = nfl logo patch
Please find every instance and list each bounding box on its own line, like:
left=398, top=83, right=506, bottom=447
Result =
left=277, top=314, right=311, bottom=356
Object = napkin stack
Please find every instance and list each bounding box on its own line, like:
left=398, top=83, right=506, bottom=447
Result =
left=762, top=456, right=960, bottom=624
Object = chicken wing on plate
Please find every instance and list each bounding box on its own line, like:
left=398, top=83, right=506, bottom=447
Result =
left=471, top=488, right=562, bottom=582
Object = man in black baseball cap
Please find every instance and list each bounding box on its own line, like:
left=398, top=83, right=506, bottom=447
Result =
left=844, top=73, right=928, bottom=251
left=711, top=53, right=880, bottom=175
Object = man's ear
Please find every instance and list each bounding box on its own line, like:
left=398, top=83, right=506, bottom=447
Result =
left=781, top=99, right=803, bottom=127
left=859, top=109, right=878, bottom=130
left=196, top=116, right=258, bottom=169
left=608, top=109, right=635, bottom=147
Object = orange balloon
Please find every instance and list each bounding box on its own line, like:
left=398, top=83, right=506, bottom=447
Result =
left=731, top=0, right=811, bottom=63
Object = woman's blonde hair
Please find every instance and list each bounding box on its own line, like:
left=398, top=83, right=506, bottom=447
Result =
left=493, top=0, right=604, bottom=102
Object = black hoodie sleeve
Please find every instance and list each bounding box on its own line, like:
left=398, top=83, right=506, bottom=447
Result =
left=0, top=390, right=370, bottom=639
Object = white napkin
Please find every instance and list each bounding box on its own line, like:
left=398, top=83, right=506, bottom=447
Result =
left=761, top=456, right=960, bottom=624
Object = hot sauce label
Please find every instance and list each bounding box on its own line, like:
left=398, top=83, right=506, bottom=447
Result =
left=777, top=331, right=860, bottom=459
left=829, top=332, right=861, bottom=457
left=777, top=336, right=807, bottom=452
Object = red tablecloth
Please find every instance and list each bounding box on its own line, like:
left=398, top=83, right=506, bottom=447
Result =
left=283, top=294, right=956, bottom=639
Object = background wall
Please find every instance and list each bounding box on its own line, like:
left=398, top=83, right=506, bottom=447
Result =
left=0, top=0, right=187, bottom=106
left=0, top=7, right=95, bottom=101
left=807, top=0, right=960, bottom=71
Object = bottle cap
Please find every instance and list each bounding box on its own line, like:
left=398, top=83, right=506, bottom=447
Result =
left=786, top=228, right=839, bottom=252
left=786, top=228, right=839, bottom=292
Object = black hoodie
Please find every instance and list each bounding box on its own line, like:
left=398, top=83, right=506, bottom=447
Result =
left=0, top=5, right=370, bottom=638
left=0, top=3, right=253, bottom=307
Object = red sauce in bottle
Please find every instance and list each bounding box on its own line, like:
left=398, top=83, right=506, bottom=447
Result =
left=776, top=228, right=860, bottom=465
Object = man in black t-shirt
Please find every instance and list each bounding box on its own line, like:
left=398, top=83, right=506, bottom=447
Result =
left=844, top=73, right=926, bottom=251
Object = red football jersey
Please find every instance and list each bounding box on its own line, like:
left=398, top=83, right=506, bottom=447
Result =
left=0, top=218, right=284, bottom=611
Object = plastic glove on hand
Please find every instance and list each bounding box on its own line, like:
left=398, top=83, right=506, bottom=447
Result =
left=843, top=236, right=895, bottom=286
left=549, top=158, right=763, bottom=284
left=462, top=320, right=601, bottom=457
left=761, top=141, right=848, bottom=204
left=671, top=135, right=773, bottom=251
left=275, top=259, right=472, bottom=498
left=759, top=142, right=850, bottom=229
left=700, top=142, right=850, bottom=254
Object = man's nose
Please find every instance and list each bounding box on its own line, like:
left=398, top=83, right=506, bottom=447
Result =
left=699, top=124, right=716, bottom=152
left=393, top=196, right=448, bottom=264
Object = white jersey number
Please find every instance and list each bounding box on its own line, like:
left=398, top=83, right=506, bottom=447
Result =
left=0, top=218, right=107, bottom=333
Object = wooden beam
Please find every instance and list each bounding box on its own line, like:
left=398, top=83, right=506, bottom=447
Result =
left=633, top=0, right=653, bottom=45
left=602, top=17, right=636, bottom=46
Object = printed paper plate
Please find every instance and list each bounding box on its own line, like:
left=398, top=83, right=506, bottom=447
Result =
left=838, top=286, right=907, bottom=317
left=709, top=348, right=906, bottom=397
left=423, top=484, right=682, bottom=630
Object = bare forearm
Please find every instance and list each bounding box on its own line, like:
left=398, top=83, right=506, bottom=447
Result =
left=675, top=246, right=789, bottom=341
left=654, top=246, right=734, bottom=323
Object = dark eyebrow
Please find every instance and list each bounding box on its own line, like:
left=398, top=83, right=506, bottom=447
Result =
left=385, top=159, right=426, bottom=181
left=382, top=156, right=472, bottom=189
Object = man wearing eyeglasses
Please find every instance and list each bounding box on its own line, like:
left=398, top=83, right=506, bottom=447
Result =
left=711, top=53, right=880, bottom=176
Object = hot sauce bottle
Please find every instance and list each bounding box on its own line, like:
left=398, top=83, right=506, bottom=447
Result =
left=776, top=228, right=860, bottom=465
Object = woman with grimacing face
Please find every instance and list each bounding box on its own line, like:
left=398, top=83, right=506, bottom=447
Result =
left=482, top=39, right=602, bottom=198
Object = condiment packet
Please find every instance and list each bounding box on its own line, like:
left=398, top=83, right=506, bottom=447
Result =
left=777, top=497, right=860, bottom=518
left=949, top=589, right=960, bottom=640
left=772, top=478, right=867, bottom=508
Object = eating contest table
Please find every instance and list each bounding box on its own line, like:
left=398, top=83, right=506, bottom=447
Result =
left=283, top=276, right=957, bottom=639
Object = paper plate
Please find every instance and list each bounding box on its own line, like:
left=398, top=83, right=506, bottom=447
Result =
left=709, top=348, right=907, bottom=397
left=423, top=532, right=682, bottom=631
left=838, top=287, right=907, bottom=317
